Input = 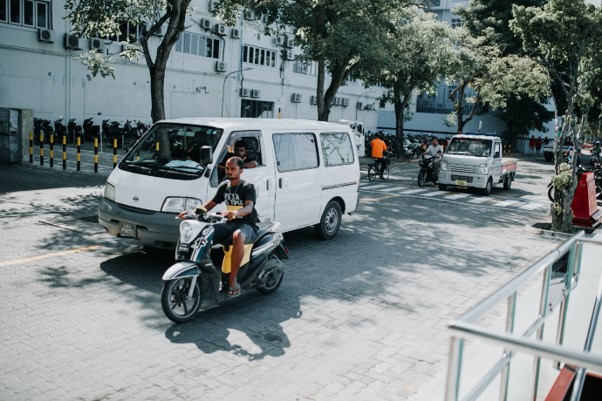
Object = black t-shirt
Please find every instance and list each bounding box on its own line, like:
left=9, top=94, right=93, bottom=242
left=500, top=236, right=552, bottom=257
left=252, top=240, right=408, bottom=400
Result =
left=212, top=179, right=258, bottom=225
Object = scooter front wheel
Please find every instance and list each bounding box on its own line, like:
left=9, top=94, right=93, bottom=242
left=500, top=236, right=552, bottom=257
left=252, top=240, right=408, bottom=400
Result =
left=257, top=254, right=284, bottom=295
left=161, top=277, right=202, bottom=323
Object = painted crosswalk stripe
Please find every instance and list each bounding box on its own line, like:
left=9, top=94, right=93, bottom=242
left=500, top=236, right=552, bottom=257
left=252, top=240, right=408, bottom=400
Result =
left=494, top=200, right=519, bottom=207
left=380, top=187, right=402, bottom=193
left=520, top=202, right=546, bottom=210
left=421, top=191, right=444, bottom=197
left=444, top=193, right=471, bottom=200
left=400, top=188, right=429, bottom=194
left=469, top=197, right=490, bottom=204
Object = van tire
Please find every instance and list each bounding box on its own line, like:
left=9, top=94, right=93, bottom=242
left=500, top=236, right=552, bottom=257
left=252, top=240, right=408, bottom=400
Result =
left=315, top=201, right=342, bottom=240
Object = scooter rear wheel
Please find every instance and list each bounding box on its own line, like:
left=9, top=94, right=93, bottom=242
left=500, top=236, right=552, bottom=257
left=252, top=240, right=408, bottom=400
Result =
left=417, top=169, right=427, bottom=187
left=257, top=254, right=284, bottom=295
left=161, top=278, right=202, bottom=323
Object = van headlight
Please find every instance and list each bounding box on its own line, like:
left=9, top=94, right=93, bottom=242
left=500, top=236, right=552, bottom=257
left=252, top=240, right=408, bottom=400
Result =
left=478, top=164, right=489, bottom=174
left=440, top=160, right=448, bottom=171
left=104, top=183, right=115, bottom=201
left=161, top=197, right=203, bottom=213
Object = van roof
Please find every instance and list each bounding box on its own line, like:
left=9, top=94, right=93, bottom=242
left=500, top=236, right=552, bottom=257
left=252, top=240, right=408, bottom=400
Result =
left=453, top=133, right=502, bottom=141
left=158, top=117, right=352, bottom=131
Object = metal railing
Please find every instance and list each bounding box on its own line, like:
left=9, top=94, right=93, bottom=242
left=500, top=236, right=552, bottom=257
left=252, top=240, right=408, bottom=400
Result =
left=445, top=231, right=602, bottom=401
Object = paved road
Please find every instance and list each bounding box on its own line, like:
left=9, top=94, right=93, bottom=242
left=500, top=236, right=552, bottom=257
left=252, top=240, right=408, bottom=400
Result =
left=0, top=158, right=573, bottom=401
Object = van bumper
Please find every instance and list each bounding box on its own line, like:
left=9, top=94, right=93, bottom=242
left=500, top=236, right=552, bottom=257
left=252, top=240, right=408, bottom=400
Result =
left=98, top=198, right=180, bottom=249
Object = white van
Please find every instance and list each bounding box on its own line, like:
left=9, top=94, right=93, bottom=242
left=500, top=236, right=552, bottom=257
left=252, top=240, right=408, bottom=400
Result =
left=98, top=118, right=360, bottom=248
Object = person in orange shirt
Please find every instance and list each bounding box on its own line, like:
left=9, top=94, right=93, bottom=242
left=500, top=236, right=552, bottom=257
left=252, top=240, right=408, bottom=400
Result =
left=371, top=133, right=388, bottom=179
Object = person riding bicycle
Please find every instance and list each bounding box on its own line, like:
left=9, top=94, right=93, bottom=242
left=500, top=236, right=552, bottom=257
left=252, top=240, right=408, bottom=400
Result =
left=370, top=133, right=388, bottom=179
left=423, top=138, right=444, bottom=174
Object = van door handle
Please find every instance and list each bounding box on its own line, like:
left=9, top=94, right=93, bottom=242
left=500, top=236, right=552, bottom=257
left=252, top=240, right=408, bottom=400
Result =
left=266, top=180, right=269, bottom=191
left=279, top=178, right=283, bottom=188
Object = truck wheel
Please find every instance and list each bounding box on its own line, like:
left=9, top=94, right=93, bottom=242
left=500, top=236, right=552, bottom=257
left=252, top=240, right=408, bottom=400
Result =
left=314, top=200, right=342, bottom=240
left=482, top=178, right=493, bottom=196
left=503, top=175, right=512, bottom=190
left=438, top=183, right=447, bottom=191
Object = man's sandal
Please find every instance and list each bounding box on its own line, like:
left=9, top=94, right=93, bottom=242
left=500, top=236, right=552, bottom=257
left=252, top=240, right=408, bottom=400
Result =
left=228, top=283, right=241, bottom=297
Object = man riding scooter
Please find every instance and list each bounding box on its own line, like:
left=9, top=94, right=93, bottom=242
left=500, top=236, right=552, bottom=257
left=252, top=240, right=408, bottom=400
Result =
left=178, top=156, right=258, bottom=296
left=423, top=137, right=444, bottom=177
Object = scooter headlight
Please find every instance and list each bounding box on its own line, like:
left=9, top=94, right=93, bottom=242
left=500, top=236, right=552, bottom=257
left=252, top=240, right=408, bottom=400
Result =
left=180, top=221, right=195, bottom=243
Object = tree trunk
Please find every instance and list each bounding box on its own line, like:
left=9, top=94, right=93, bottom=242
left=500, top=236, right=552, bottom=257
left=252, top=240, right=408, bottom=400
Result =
left=149, top=65, right=166, bottom=122
left=316, top=60, right=327, bottom=121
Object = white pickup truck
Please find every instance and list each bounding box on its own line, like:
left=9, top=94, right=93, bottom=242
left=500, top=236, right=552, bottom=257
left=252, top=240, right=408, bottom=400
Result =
left=438, top=134, right=517, bottom=195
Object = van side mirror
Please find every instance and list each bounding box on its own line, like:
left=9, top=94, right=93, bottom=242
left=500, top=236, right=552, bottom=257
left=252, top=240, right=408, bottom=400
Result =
left=200, top=145, right=213, bottom=165
left=494, top=151, right=500, bottom=158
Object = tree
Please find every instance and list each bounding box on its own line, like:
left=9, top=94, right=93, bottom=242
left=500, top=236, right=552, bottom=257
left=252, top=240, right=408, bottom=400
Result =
left=215, top=0, right=416, bottom=121
left=511, top=0, right=602, bottom=232
left=361, top=7, right=452, bottom=156
left=443, top=28, right=550, bottom=135
left=456, top=0, right=554, bottom=143
left=64, top=0, right=192, bottom=122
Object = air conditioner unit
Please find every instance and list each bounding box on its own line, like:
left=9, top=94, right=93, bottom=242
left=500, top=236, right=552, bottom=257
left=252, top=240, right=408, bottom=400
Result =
left=64, top=34, right=80, bottom=50
left=285, top=36, right=296, bottom=48
left=310, top=95, right=318, bottom=105
left=151, top=24, right=167, bottom=36
left=215, top=61, right=227, bottom=72
left=38, top=28, right=54, bottom=43
left=251, top=89, right=260, bottom=98
left=283, top=50, right=294, bottom=60
left=342, top=98, right=349, bottom=107
left=356, top=102, right=364, bottom=110
left=244, top=10, right=255, bottom=20
left=274, top=36, right=285, bottom=46
left=291, top=93, right=302, bottom=103
left=200, top=18, right=212, bottom=30
left=240, top=88, right=249, bottom=97
left=213, top=23, right=226, bottom=36
left=231, top=28, right=240, bottom=39
left=209, top=0, right=219, bottom=12
left=89, top=38, right=105, bottom=51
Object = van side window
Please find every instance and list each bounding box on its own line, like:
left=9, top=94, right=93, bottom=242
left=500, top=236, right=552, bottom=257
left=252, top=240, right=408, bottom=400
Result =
left=320, top=132, right=354, bottom=167
left=273, top=133, right=319, bottom=172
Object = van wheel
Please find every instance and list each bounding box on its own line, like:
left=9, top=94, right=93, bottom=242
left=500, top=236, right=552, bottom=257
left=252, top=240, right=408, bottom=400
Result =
left=482, top=178, right=493, bottom=196
left=503, top=175, right=512, bottom=190
left=315, top=201, right=342, bottom=240
left=438, top=183, right=447, bottom=191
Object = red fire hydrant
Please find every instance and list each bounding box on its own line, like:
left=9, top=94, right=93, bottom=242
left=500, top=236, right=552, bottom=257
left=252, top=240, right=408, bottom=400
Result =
left=571, top=171, right=602, bottom=228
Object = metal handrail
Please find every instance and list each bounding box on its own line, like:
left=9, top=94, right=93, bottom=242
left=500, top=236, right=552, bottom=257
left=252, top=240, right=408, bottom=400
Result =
left=445, top=232, right=602, bottom=401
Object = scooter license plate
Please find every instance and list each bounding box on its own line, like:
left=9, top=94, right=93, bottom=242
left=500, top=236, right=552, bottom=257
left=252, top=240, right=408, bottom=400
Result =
left=455, top=180, right=468, bottom=187
left=120, top=222, right=136, bottom=238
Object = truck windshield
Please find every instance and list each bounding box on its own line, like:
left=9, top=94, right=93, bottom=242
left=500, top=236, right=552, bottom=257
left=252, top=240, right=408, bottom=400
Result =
left=446, top=137, right=493, bottom=157
left=119, top=123, right=223, bottom=179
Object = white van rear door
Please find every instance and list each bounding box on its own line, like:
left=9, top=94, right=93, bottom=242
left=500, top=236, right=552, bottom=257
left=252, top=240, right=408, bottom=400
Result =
left=272, top=132, right=322, bottom=231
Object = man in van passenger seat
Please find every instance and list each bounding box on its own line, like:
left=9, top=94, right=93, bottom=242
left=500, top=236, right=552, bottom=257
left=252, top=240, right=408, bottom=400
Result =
left=217, top=140, right=257, bottom=180
left=182, top=156, right=259, bottom=297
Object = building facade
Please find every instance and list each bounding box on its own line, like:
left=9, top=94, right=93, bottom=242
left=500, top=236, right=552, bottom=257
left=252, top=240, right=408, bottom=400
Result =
left=0, top=0, right=381, bottom=132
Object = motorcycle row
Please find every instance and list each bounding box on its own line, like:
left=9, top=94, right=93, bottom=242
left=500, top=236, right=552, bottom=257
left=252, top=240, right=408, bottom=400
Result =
left=33, top=117, right=149, bottom=150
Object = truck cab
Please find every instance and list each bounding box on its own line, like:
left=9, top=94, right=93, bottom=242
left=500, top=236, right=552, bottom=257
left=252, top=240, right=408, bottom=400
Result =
left=438, top=134, right=516, bottom=195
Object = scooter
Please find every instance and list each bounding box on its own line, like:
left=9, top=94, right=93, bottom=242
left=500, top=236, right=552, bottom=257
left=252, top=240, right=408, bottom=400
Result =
left=417, top=153, right=438, bottom=186
left=161, top=211, right=288, bottom=323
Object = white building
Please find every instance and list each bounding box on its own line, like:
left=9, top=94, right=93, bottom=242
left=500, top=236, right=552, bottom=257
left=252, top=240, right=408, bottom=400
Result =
left=0, top=0, right=382, bottom=134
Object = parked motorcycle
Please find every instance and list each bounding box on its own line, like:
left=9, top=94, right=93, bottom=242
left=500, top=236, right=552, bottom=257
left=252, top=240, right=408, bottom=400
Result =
left=33, top=118, right=52, bottom=144
left=102, top=119, right=123, bottom=147
left=83, top=117, right=100, bottom=143
left=548, top=165, right=602, bottom=202
left=53, top=118, right=67, bottom=142
left=161, top=211, right=288, bottom=323
left=417, top=154, right=438, bottom=186
left=67, top=118, right=82, bottom=143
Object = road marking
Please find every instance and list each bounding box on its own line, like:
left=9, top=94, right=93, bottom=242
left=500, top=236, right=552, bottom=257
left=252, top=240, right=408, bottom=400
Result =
left=520, top=202, right=546, bottom=210
left=0, top=246, right=100, bottom=267
left=469, top=197, right=490, bottom=204
left=421, top=191, right=444, bottom=197
left=380, top=187, right=402, bottom=193
left=494, top=200, right=519, bottom=207
left=400, top=189, right=428, bottom=194
left=444, top=193, right=471, bottom=200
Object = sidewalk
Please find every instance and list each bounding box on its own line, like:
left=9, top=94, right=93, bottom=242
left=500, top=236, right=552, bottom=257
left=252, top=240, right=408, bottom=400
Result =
left=411, top=232, right=602, bottom=401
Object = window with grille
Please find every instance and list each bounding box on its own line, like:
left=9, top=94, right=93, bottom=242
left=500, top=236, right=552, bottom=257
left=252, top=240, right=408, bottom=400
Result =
left=242, top=45, right=276, bottom=67
left=1, top=0, right=50, bottom=28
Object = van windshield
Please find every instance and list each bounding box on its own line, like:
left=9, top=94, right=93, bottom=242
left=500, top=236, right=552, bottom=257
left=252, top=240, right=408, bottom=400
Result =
left=446, top=137, right=492, bottom=157
left=120, top=123, right=223, bottom=178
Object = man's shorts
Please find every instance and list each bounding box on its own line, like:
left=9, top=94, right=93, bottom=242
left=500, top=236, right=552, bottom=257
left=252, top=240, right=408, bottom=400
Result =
left=212, top=222, right=258, bottom=245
